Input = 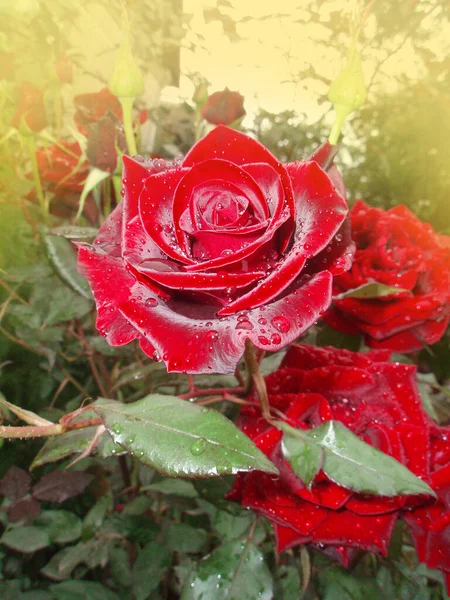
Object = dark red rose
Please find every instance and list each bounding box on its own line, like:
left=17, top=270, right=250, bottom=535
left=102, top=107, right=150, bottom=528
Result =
left=201, top=88, right=246, bottom=125
left=228, top=344, right=432, bottom=564
left=77, top=126, right=353, bottom=373
left=74, top=88, right=122, bottom=135
left=35, top=141, right=88, bottom=192
left=85, top=114, right=127, bottom=173
left=325, top=200, right=450, bottom=352
left=405, top=422, right=450, bottom=594
left=12, top=82, right=47, bottom=133
left=30, top=141, right=99, bottom=223
left=54, top=53, right=73, bottom=84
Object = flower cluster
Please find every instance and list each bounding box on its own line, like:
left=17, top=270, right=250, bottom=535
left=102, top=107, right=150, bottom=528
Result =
left=325, top=201, right=450, bottom=352
left=228, top=343, right=449, bottom=591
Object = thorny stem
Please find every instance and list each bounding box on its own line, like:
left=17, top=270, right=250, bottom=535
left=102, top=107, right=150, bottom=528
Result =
left=178, top=386, right=245, bottom=401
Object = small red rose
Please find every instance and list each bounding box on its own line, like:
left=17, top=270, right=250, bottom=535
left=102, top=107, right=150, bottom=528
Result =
left=77, top=126, right=353, bottom=373
left=325, top=200, right=450, bottom=352
left=35, top=141, right=88, bottom=193
left=74, top=88, right=122, bottom=135
left=201, top=88, right=246, bottom=125
left=228, top=344, right=432, bottom=563
left=12, top=82, right=47, bottom=133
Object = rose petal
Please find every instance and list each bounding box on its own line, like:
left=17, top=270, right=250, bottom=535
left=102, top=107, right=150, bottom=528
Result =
left=183, top=125, right=295, bottom=216
left=139, top=167, right=195, bottom=264
left=218, top=162, right=347, bottom=315
left=134, top=264, right=265, bottom=291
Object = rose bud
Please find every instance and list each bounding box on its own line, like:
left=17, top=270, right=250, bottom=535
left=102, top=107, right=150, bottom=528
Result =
left=12, top=81, right=47, bottom=134
left=325, top=201, right=450, bottom=352
left=201, top=88, right=246, bottom=125
left=77, top=126, right=354, bottom=374
left=192, top=80, right=209, bottom=106
left=108, top=37, right=144, bottom=99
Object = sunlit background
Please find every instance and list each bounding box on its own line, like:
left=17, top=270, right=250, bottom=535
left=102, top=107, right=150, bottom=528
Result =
left=1, top=0, right=450, bottom=272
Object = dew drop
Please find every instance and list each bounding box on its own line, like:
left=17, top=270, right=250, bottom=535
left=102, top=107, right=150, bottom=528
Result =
left=190, top=438, right=207, bottom=455
left=271, top=315, right=291, bottom=333
left=145, top=297, right=158, bottom=307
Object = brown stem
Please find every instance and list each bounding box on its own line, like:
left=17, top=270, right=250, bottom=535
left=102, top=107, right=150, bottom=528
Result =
left=244, top=339, right=272, bottom=422
left=178, top=386, right=245, bottom=400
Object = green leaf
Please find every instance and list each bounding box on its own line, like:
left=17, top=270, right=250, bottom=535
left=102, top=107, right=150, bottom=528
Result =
left=334, top=282, right=410, bottom=299
left=276, top=565, right=301, bottom=600
left=1, top=526, right=50, bottom=553
left=281, top=431, right=323, bottom=488
left=279, top=421, right=435, bottom=497
left=93, top=395, right=278, bottom=478
left=181, top=541, right=273, bottom=600
left=109, top=545, right=133, bottom=588
left=34, top=510, right=82, bottom=544
left=31, top=427, right=125, bottom=469
left=51, top=226, right=98, bottom=240
left=83, top=494, right=112, bottom=535
left=144, top=478, right=198, bottom=498
left=43, top=235, right=93, bottom=299
left=75, top=168, right=110, bottom=223
left=319, top=568, right=383, bottom=600
left=416, top=373, right=440, bottom=421
left=166, top=523, right=208, bottom=553
left=132, top=541, right=171, bottom=600
left=214, top=509, right=253, bottom=541
left=49, top=580, right=119, bottom=600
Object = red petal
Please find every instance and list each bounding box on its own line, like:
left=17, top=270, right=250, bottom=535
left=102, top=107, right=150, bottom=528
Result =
left=281, top=344, right=391, bottom=371
left=135, top=265, right=265, bottom=291
left=77, top=244, right=141, bottom=347
left=183, top=125, right=295, bottom=216
left=218, top=162, right=347, bottom=315
left=173, top=159, right=270, bottom=252
left=311, top=511, right=398, bottom=555
left=275, top=524, right=309, bottom=552
left=139, top=167, right=195, bottom=265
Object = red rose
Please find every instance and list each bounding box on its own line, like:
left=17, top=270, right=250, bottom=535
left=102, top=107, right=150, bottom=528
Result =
left=79, top=127, right=351, bottom=373
left=325, top=200, right=450, bottom=352
left=35, top=141, right=88, bottom=193
left=74, top=88, right=122, bottom=135
left=201, top=88, right=246, bottom=125
left=405, top=422, right=450, bottom=594
left=30, top=141, right=99, bottom=223
left=228, top=344, right=431, bottom=563
left=77, top=126, right=352, bottom=373
left=85, top=114, right=127, bottom=173
left=12, top=82, right=47, bottom=133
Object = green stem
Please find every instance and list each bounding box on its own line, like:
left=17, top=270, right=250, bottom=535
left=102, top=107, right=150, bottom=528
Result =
left=119, top=96, right=137, bottom=157
left=26, top=134, right=48, bottom=221
left=194, top=104, right=204, bottom=142
left=328, top=106, right=349, bottom=145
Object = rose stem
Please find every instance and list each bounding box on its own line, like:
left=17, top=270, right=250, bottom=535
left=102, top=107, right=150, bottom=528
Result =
left=26, top=134, right=48, bottom=222
left=119, top=96, right=138, bottom=157
left=244, top=338, right=272, bottom=422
